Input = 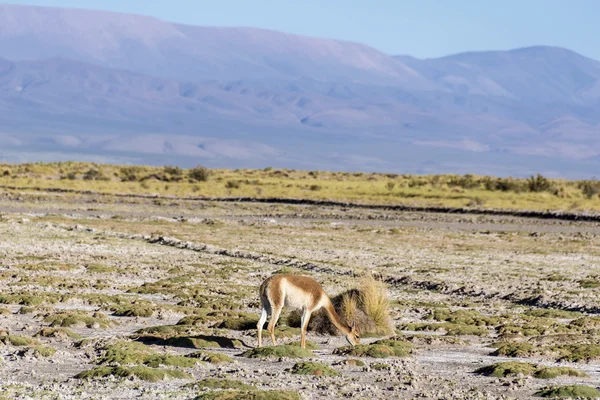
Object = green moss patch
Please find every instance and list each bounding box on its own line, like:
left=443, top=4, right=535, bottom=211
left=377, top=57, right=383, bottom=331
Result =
left=399, top=322, right=488, bottom=336
left=334, top=339, right=412, bottom=358
left=44, top=311, right=111, bottom=328
left=1, top=335, right=40, bottom=347
left=187, top=378, right=254, bottom=391
left=524, top=309, right=583, bottom=319
left=491, top=342, right=535, bottom=357
left=19, top=345, right=57, bottom=358
left=242, top=345, right=313, bottom=359
left=188, top=351, right=233, bottom=364
left=289, top=361, right=338, bottom=376
left=569, top=317, right=600, bottom=331
left=75, top=366, right=191, bottom=382
left=0, top=293, right=61, bottom=306
left=536, top=385, right=600, bottom=398
left=535, top=367, right=588, bottom=379
left=98, top=341, right=199, bottom=368
left=196, top=390, right=300, bottom=400
left=492, top=341, right=600, bottom=362
left=35, top=327, right=83, bottom=340
left=475, top=362, right=587, bottom=379
left=135, top=324, right=198, bottom=337
left=112, top=305, right=155, bottom=318
left=428, top=309, right=500, bottom=326
left=335, top=359, right=365, bottom=367
left=217, top=315, right=258, bottom=331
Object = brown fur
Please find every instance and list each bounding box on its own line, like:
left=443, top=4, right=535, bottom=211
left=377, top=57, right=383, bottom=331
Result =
left=257, top=274, right=360, bottom=349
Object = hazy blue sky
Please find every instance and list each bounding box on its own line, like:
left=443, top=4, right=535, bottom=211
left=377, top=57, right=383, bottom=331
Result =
left=7, top=0, right=600, bottom=59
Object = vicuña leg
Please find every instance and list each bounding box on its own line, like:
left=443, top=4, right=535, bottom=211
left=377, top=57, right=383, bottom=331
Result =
left=267, top=304, right=283, bottom=346
left=257, top=308, right=268, bottom=347
left=300, top=307, right=312, bottom=349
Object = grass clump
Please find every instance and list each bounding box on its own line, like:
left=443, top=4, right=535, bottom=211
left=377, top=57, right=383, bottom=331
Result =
left=297, top=273, right=393, bottom=337
left=400, top=322, right=488, bottom=336
left=112, top=304, right=155, bottom=318
left=242, top=345, right=313, bottom=359
left=334, top=338, right=412, bottom=358
left=187, top=378, right=253, bottom=391
left=569, top=316, right=600, bottom=330
left=491, top=343, right=534, bottom=357
left=536, top=385, right=600, bottom=398
left=475, top=361, right=537, bottom=377
left=428, top=309, right=499, bottom=326
left=1, top=335, right=40, bottom=347
left=188, top=351, right=233, bottom=364
left=196, top=390, right=300, bottom=400
left=44, top=311, right=111, bottom=328
left=475, top=362, right=587, bottom=379
left=355, top=274, right=394, bottom=335
left=289, top=361, right=338, bottom=376
left=217, top=315, right=258, bottom=331
left=524, top=309, right=583, bottom=319
left=492, top=340, right=600, bottom=363
left=29, top=345, right=57, bottom=357
left=535, top=367, right=588, bottom=379
left=75, top=366, right=191, bottom=382
left=0, top=293, right=60, bottom=306
left=35, top=327, right=83, bottom=340
left=98, top=341, right=199, bottom=368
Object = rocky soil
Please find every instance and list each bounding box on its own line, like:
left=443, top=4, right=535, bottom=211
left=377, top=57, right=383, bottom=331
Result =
left=0, top=191, right=599, bottom=399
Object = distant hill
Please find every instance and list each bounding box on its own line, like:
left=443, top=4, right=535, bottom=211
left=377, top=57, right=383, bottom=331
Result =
left=1, top=4, right=599, bottom=177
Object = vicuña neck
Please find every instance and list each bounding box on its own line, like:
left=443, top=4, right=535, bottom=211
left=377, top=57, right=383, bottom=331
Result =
left=323, top=297, right=351, bottom=335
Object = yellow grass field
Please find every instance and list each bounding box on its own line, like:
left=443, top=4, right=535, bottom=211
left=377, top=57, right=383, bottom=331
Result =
left=1, top=162, right=599, bottom=212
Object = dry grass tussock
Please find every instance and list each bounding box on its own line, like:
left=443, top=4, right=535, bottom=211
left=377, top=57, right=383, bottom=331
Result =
left=290, top=273, right=394, bottom=336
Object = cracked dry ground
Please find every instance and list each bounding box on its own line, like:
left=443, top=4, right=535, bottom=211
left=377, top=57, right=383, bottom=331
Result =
left=1, top=195, right=600, bottom=399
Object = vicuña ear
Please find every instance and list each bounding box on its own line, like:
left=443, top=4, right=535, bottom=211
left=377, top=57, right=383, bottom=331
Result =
left=351, top=321, right=356, bottom=330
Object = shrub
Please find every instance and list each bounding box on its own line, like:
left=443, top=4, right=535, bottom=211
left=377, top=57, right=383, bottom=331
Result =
left=579, top=179, right=600, bottom=199
left=83, top=168, right=108, bottom=181
left=189, top=165, right=211, bottom=182
left=225, top=180, right=240, bottom=189
left=163, top=166, right=182, bottom=176
left=528, top=174, right=553, bottom=193
left=119, top=166, right=143, bottom=182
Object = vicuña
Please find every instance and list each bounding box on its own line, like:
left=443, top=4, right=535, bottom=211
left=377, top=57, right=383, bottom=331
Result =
left=257, top=274, right=360, bottom=349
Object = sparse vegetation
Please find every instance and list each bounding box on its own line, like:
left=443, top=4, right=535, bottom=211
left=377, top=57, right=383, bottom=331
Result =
left=475, top=362, right=587, bottom=379
left=289, top=361, right=338, bottom=376
left=2, top=162, right=600, bottom=211
left=75, top=366, right=191, bottom=382
left=535, top=385, right=600, bottom=398
left=242, top=345, right=313, bottom=359
left=334, top=338, right=412, bottom=358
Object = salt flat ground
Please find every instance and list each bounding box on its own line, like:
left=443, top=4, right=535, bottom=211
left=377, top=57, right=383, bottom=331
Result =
left=0, top=191, right=599, bottom=399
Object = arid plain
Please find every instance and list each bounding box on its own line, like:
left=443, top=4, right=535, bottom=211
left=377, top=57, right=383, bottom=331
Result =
left=1, top=168, right=600, bottom=399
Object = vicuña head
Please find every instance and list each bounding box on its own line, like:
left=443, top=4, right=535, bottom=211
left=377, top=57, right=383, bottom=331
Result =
left=257, top=274, right=360, bottom=349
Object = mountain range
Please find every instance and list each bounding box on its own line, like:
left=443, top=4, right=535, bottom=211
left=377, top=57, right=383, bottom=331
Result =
left=1, top=4, right=599, bottom=177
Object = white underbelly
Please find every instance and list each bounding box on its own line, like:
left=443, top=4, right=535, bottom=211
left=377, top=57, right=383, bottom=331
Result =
left=282, top=281, right=312, bottom=309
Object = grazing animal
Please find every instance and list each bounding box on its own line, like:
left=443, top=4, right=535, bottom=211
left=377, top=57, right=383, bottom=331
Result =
left=257, top=274, right=360, bottom=349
